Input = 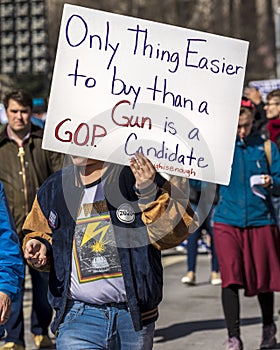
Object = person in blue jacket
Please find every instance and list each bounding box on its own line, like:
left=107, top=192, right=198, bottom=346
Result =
left=22, top=153, right=196, bottom=350
left=214, top=98, right=280, bottom=350
left=0, top=181, right=24, bottom=340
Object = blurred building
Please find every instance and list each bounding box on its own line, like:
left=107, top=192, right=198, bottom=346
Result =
left=0, top=0, right=49, bottom=75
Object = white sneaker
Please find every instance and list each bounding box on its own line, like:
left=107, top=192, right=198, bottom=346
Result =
left=175, top=245, right=186, bottom=252
left=210, top=271, right=222, bottom=286
left=181, top=271, right=195, bottom=285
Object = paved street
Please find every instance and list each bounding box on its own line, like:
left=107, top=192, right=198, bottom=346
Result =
left=2, top=249, right=280, bottom=349
left=155, top=249, right=280, bottom=350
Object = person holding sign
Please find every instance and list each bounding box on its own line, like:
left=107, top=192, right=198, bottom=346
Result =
left=243, top=86, right=267, bottom=134
left=213, top=99, right=280, bottom=350
left=22, top=153, right=196, bottom=349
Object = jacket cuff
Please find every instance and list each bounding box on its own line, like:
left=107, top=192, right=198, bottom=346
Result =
left=34, top=236, right=52, bottom=253
left=134, top=182, right=162, bottom=204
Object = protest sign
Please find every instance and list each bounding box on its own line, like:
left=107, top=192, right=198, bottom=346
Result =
left=43, top=3, right=249, bottom=185
left=248, top=79, right=280, bottom=101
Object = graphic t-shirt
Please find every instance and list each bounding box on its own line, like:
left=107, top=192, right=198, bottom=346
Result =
left=68, top=179, right=126, bottom=304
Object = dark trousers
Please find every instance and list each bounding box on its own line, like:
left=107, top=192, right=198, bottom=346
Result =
left=222, top=285, right=274, bottom=339
left=4, top=266, right=53, bottom=346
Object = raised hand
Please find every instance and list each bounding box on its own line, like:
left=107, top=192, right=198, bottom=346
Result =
left=129, top=153, right=156, bottom=189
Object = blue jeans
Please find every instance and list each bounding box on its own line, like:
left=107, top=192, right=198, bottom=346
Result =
left=187, top=206, right=219, bottom=272
left=56, top=300, right=155, bottom=350
left=4, top=266, right=52, bottom=346
left=0, top=325, right=5, bottom=339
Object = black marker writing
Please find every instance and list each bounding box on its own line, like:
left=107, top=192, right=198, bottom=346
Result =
left=65, top=15, right=120, bottom=69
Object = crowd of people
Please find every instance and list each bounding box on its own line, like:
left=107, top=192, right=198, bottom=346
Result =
left=0, top=84, right=280, bottom=350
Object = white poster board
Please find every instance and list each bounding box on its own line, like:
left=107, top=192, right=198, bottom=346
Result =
left=43, top=4, right=249, bottom=185
left=249, top=79, right=280, bottom=101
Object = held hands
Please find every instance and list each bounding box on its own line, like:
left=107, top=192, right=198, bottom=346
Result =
left=0, top=292, right=11, bottom=325
left=24, top=239, right=47, bottom=268
left=129, top=153, right=156, bottom=189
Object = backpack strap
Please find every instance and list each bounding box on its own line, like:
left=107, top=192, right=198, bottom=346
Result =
left=264, top=139, right=272, bottom=168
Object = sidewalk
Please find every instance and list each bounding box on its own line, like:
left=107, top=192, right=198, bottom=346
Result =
left=155, top=249, right=280, bottom=349
left=0, top=271, right=56, bottom=350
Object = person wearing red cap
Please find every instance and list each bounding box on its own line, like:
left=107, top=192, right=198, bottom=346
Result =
left=243, top=86, right=268, bottom=136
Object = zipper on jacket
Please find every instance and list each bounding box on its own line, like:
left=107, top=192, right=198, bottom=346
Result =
left=17, top=146, right=28, bottom=216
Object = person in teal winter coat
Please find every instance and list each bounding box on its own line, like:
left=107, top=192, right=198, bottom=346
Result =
left=214, top=98, right=280, bottom=350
